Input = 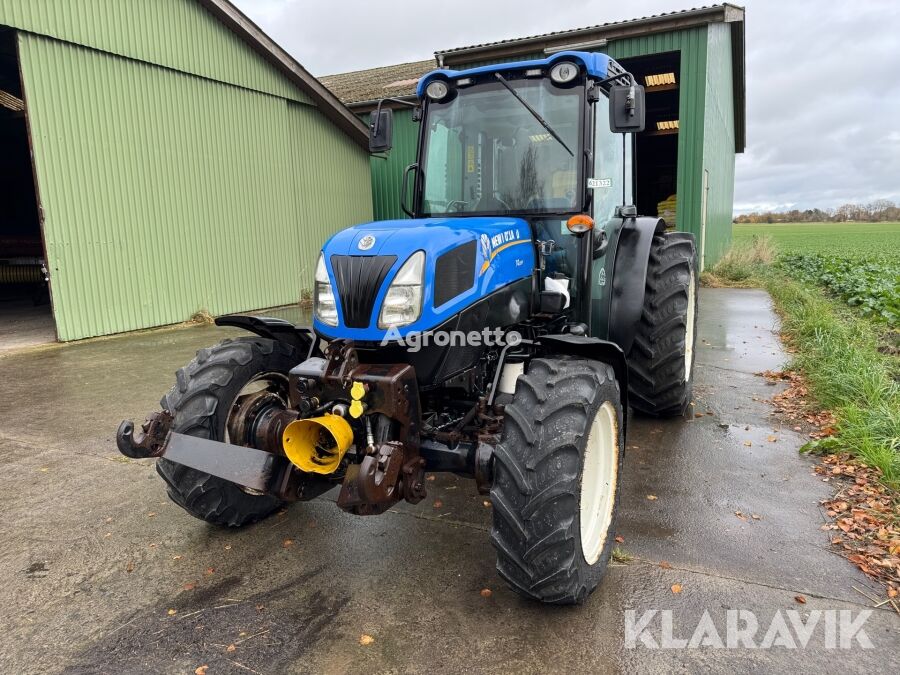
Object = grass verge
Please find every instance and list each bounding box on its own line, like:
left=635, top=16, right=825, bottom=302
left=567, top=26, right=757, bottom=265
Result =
left=765, top=278, right=900, bottom=489
left=704, top=237, right=900, bottom=489
left=701, top=235, right=775, bottom=287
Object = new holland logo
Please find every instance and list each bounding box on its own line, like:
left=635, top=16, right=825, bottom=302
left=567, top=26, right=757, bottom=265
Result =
left=357, top=235, right=376, bottom=251
left=479, top=233, right=492, bottom=260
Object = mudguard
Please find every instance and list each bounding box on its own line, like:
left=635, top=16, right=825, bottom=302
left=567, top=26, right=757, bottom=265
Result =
left=215, top=315, right=317, bottom=358
left=536, top=334, right=628, bottom=428
left=606, top=216, right=666, bottom=353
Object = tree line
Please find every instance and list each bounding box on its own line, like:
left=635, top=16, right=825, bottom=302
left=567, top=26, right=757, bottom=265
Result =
left=733, top=200, right=900, bottom=224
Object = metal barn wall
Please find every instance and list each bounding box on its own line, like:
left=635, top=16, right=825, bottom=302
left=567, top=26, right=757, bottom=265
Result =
left=18, top=33, right=372, bottom=341
left=370, top=108, right=418, bottom=221
left=700, top=22, right=736, bottom=268
left=0, top=0, right=310, bottom=104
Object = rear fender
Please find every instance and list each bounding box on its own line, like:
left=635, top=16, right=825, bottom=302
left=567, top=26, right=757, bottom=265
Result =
left=607, top=217, right=666, bottom=353
left=215, top=315, right=318, bottom=358
left=536, top=334, right=629, bottom=432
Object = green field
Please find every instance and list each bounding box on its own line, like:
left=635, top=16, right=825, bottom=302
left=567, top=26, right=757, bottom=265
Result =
left=733, top=221, right=900, bottom=259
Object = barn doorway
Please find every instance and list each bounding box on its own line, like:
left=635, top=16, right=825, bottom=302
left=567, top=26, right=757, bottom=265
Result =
left=0, top=28, right=54, bottom=352
left=619, top=52, right=681, bottom=229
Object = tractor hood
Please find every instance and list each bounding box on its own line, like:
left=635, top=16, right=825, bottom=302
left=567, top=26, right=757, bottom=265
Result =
left=314, top=217, right=535, bottom=341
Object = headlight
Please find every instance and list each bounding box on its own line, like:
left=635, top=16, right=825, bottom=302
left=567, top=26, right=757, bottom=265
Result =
left=378, top=251, right=425, bottom=329
left=425, top=80, right=450, bottom=101
left=314, top=253, right=338, bottom=326
left=549, top=61, right=579, bottom=84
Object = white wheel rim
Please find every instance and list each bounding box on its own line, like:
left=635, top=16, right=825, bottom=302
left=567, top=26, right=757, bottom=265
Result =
left=684, top=270, right=696, bottom=382
left=579, top=401, right=619, bottom=565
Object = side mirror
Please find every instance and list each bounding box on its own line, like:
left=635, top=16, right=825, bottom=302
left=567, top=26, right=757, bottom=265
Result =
left=609, top=83, right=645, bottom=133
left=369, top=107, right=393, bottom=153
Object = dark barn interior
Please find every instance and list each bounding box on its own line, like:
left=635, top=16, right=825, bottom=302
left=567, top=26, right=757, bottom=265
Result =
left=619, top=51, right=681, bottom=228
left=0, top=28, right=54, bottom=350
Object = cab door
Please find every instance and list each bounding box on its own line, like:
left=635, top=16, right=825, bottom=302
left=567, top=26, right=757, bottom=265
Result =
left=590, top=93, right=633, bottom=337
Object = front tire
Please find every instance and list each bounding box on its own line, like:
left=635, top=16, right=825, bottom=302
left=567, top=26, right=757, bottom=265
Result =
left=156, top=337, right=297, bottom=527
left=627, top=232, right=699, bottom=416
left=490, top=357, right=624, bottom=604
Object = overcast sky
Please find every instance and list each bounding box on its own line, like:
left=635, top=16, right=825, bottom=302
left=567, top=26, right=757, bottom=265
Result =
left=233, top=0, right=900, bottom=214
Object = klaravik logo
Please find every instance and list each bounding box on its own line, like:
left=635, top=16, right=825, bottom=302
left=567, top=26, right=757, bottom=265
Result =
left=357, top=235, right=376, bottom=251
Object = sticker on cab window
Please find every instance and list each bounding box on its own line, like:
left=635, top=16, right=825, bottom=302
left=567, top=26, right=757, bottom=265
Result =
left=588, top=178, right=612, bottom=189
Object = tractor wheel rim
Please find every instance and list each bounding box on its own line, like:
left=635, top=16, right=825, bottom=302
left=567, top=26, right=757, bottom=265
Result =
left=685, top=270, right=696, bottom=382
left=579, top=401, right=619, bottom=565
left=226, top=372, right=289, bottom=496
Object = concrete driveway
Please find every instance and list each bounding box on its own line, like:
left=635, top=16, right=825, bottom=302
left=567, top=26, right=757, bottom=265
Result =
left=0, top=289, right=897, bottom=674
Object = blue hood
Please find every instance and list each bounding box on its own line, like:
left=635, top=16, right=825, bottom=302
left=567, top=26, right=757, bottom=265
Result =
left=315, top=217, right=535, bottom=341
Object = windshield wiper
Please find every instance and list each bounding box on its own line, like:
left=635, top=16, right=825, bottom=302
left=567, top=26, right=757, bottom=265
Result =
left=494, top=73, right=574, bottom=157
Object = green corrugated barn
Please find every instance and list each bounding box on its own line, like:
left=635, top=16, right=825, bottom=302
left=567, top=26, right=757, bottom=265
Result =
left=0, top=0, right=372, bottom=343
left=322, top=4, right=746, bottom=271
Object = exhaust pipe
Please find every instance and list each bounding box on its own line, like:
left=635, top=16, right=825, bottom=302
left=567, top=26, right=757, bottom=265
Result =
left=282, top=414, right=354, bottom=474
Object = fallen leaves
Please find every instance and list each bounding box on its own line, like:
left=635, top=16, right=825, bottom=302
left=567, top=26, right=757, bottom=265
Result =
left=761, top=369, right=836, bottom=435
left=658, top=560, right=672, bottom=570
left=671, top=584, right=683, bottom=594
left=167, top=609, right=177, bottom=616
left=195, top=666, right=209, bottom=675
left=646, top=495, right=658, bottom=501
left=359, top=634, right=375, bottom=646
left=282, top=539, right=294, bottom=549
left=480, top=588, right=492, bottom=598
left=183, top=582, right=196, bottom=591
left=794, top=595, right=806, bottom=604
left=614, top=535, right=625, bottom=543
left=226, top=644, right=236, bottom=653
left=816, top=453, right=900, bottom=599
left=742, top=440, right=753, bottom=447
left=432, top=499, right=443, bottom=509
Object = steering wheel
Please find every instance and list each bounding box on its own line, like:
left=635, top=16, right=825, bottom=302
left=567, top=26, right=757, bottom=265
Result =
left=447, top=200, right=468, bottom=213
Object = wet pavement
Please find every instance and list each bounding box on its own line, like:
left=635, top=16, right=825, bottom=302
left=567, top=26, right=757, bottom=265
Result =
left=0, top=288, right=897, bottom=673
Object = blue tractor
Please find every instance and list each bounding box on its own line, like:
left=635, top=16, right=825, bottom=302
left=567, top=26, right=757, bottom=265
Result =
left=118, top=51, right=698, bottom=604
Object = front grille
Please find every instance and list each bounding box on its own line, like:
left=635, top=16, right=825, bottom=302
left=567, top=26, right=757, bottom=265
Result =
left=434, top=240, right=476, bottom=307
left=330, top=255, right=396, bottom=328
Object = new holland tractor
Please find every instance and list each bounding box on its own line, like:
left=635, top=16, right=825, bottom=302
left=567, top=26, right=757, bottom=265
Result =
left=117, top=51, right=698, bottom=604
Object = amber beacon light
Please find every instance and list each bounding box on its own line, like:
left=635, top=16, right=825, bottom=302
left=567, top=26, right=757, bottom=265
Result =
left=566, top=214, right=595, bottom=234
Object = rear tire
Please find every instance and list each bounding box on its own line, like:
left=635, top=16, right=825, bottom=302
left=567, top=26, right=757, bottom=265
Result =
left=490, top=357, right=624, bottom=604
left=627, top=232, right=698, bottom=417
left=156, top=337, right=296, bottom=527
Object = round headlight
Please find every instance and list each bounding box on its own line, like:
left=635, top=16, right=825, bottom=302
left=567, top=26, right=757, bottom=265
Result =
left=549, top=61, right=579, bottom=84
left=425, top=80, right=450, bottom=100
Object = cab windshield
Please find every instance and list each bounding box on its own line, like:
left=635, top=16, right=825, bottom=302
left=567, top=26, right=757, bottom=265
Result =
left=420, top=78, right=583, bottom=216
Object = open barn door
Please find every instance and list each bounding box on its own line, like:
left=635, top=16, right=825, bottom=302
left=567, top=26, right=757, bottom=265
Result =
left=619, top=52, right=681, bottom=231
left=0, top=27, right=54, bottom=351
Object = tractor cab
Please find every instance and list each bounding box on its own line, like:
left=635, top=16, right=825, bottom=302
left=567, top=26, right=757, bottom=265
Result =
left=362, top=52, right=646, bottom=343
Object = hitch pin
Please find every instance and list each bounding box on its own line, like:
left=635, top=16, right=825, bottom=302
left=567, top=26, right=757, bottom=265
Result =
left=365, top=415, right=375, bottom=450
